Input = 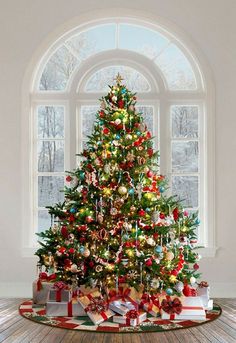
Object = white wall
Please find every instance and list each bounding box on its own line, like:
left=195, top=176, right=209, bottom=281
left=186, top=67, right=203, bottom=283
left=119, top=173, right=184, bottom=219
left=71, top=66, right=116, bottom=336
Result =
left=0, top=0, right=236, bottom=297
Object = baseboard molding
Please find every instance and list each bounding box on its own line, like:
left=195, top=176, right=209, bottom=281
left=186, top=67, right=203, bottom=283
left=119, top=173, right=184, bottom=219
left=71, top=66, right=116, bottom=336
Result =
left=0, top=281, right=235, bottom=298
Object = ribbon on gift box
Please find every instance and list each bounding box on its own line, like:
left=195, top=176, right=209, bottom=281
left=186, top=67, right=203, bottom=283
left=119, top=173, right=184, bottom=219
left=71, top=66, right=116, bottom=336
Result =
left=53, top=281, right=69, bottom=302
left=161, top=297, right=183, bottom=320
left=36, top=272, right=56, bottom=291
left=67, top=301, right=73, bottom=317
left=125, top=309, right=140, bottom=326
left=108, top=286, right=138, bottom=310
left=139, top=293, right=160, bottom=312
left=85, top=296, right=108, bottom=321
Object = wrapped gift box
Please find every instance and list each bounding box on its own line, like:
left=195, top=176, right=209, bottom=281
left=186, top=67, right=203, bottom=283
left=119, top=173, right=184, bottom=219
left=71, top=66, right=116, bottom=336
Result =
left=48, top=288, right=72, bottom=303
left=109, top=300, right=136, bottom=315
left=107, top=285, right=140, bottom=310
left=161, top=296, right=206, bottom=321
left=79, top=284, right=99, bottom=295
left=143, top=301, right=160, bottom=317
left=197, top=285, right=210, bottom=298
left=78, top=290, right=115, bottom=325
left=32, top=280, right=53, bottom=305
left=46, top=300, right=86, bottom=317
left=199, top=296, right=213, bottom=310
left=113, top=311, right=147, bottom=327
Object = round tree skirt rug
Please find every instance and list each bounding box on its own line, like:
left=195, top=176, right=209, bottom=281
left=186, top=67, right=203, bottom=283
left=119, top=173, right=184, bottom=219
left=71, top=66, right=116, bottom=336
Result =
left=19, top=301, right=221, bottom=333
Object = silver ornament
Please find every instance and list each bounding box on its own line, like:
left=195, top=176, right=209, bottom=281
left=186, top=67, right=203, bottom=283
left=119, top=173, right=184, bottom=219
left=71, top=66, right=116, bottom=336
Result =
left=151, top=211, right=159, bottom=223
left=174, top=281, right=184, bottom=293
left=104, top=163, right=111, bottom=174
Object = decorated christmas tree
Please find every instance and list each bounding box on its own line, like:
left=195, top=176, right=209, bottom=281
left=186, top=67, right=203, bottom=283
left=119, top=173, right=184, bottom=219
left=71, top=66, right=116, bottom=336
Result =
left=35, top=74, right=201, bottom=297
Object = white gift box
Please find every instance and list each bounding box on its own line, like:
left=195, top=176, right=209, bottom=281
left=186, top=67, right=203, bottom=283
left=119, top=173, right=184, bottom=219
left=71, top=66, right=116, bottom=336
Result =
left=113, top=311, right=147, bottom=327
left=197, top=286, right=210, bottom=298
left=78, top=291, right=115, bottom=325
left=161, top=296, right=206, bottom=321
left=46, top=300, right=86, bottom=317
left=32, top=280, right=53, bottom=305
left=48, top=288, right=72, bottom=302
left=200, top=297, right=213, bottom=310
left=109, top=300, right=135, bottom=315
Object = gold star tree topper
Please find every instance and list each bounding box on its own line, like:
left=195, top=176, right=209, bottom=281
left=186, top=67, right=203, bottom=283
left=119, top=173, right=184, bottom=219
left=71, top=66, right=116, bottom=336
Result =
left=114, top=73, right=124, bottom=85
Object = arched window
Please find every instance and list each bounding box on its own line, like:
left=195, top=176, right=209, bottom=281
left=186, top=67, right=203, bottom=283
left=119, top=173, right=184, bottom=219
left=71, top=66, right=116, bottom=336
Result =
left=23, top=17, right=215, bottom=257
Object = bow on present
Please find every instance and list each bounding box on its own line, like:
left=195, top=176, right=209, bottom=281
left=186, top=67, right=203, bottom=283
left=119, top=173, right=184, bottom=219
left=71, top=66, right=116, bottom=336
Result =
left=85, top=296, right=108, bottom=320
left=161, top=297, right=182, bottom=316
left=36, top=272, right=56, bottom=291
left=85, top=296, right=107, bottom=313
left=125, top=309, right=140, bottom=325
left=198, top=281, right=209, bottom=288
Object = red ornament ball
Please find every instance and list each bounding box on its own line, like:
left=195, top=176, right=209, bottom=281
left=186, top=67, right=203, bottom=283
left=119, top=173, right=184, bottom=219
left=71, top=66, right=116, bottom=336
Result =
left=138, top=209, right=146, bottom=217
left=193, top=263, right=199, bottom=270
left=86, top=216, right=93, bottom=223
left=103, top=127, right=110, bottom=135
left=145, top=258, right=153, bottom=267
left=147, top=170, right=153, bottom=178
left=66, top=175, right=72, bottom=182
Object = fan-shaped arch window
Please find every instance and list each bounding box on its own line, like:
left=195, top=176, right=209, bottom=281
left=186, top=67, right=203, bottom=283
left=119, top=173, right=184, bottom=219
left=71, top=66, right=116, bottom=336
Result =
left=37, top=22, right=201, bottom=92
left=23, top=16, right=215, bottom=257
left=85, top=66, right=151, bottom=92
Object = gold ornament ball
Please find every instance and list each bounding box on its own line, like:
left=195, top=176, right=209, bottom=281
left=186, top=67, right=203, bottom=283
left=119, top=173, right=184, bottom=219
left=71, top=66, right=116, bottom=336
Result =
left=82, top=248, right=90, bottom=257
left=118, top=186, right=128, bottom=195
left=166, top=252, right=175, bottom=260
left=126, top=249, right=134, bottom=257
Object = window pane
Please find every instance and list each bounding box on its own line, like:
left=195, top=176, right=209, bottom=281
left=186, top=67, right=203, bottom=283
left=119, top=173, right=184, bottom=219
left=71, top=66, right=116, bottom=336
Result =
left=85, top=65, right=151, bottom=92
left=171, top=106, right=198, bottom=138
left=37, top=106, right=64, bottom=139
left=155, top=44, right=197, bottom=90
left=136, top=106, right=154, bottom=134
left=38, top=141, right=64, bottom=172
left=39, top=46, right=79, bottom=90
left=38, top=176, right=64, bottom=207
left=65, top=24, right=116, bottom=61
left=119, top=24, right=169, bottom=59
left=81, top=106, right=99, bottom=139
left=38, top=210, right=51, bottom=233
left=172, top=176, right=198, bottom=208
left=172, top=141, right=198, bottom=173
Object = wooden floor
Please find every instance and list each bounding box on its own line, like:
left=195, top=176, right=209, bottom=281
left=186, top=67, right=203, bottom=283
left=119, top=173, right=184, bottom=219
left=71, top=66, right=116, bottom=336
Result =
left=0, top=299, right=235, bottom=343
